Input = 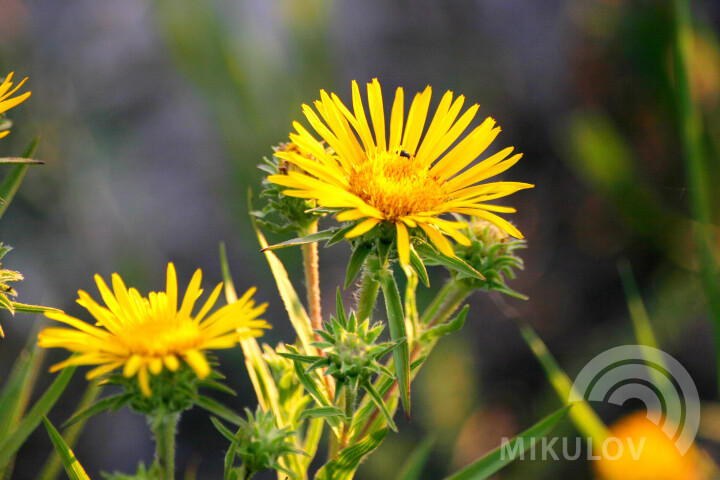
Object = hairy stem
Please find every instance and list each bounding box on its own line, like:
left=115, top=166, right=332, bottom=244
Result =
left=301, top=222, right=322, bottom=331
left=420, top=279, right=473, bottom=327
left=152, top=412, right=179, bottom=480
left=356, top=258, right=381, bottom=321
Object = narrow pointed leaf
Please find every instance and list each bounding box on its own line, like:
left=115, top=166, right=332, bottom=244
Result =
left=0, top=158, right=43, bottom=165
left=0, top=366, right=76, bottom=470
left=195, top=395, right=244, bottom=427
left=0, top=137, right=39, bottom=221
left=376, top=269, right=411, bottom=419
left=395, top=437, right=435, bottom=480
left=0, top=340, right=44, bottom=443
left=261, top=229, right=336, bottom=251
left=10, top=302, right=62, bottom=315
left=420, top=305, right=469, bottom=343
left=41, top=417, right=90, bottom=480
left=298, top=406, right=345, bottom=422
left=415, top=241, right=484, bottom=281
left=62, top=393, right=133, bottom=428
left=210, top=416, right=237, bottom=443
left=443, top=407, right=570, bottom=480
left=326, top=224, right=355, bottom=247
left=362, top=380, right=398, bottom=432
left=345, top=242, right=373, bottom=289
left=315, top=428, right=389, bottom=480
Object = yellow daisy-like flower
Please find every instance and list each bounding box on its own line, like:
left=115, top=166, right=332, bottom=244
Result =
left=38, top=263, right=270, bottom=396
left=268, top=79, right=533, bottom=265
left=0, top=72, right=31, bottom=139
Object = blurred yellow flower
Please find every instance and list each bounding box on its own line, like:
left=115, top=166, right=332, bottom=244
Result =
left=39, top=263, right=270, bottom=396
left=269, top=79, right=532, bottom=265
left=0, top=72, right=31, bottom=139
left=595, top=412, right=709, bottom=480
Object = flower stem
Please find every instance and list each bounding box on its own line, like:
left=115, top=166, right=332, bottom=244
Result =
left=301, top=221, right=322, bottom=331
left=356, top=258, right=381, bottom=321
left=420, top=279, right=473, bottom=328
left=152, top=412, right=179, bottom=480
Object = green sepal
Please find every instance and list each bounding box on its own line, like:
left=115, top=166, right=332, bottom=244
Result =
left=315, top=428, right=389, bottom=480
left=261, top=228, right=336, bottom=251
left=344, top=241, right=373, bottom=289
left=41, top=417, right=91, bottom=480
left=419, top=305, right=469, bottom=343
left=442, top=407, right=570, bottom=480
left=409, top=246, right=430, bottom=287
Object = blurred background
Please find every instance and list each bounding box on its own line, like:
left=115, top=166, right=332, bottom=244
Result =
left=2, top=0, right=720, bottom=478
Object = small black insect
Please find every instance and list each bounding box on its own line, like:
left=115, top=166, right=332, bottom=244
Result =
left=399, top=150, right=411, bottom=158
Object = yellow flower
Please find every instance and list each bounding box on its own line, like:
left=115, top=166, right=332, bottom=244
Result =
left=268, top=79, right=533, bottom=265
left=0, top=72, right=31, bottom=139
left=595, top=412, right=709, bottom=480
left=38, top=263, right=270, bottom=396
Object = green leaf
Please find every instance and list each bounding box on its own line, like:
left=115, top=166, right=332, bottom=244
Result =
left=443, top=407, right=570, bottom=480
left=298, top=406, right=345, bottom=422
left=344, top=241, right=373, bottom=289
left=0, top=137, right=39, bottom=221
left=195, top=395, right=244, bottom=427
left=362, top=380, right=398, bottom=432
left=250, top=212, right=316, bottom=353
left=62, top=393, right=133, bottom=428
left=11, top=302, right=62, bottom=314
left=0, top=158, right=43, bottom=165
left=41, top=417, right=91, bottom=480
left=376, top=269, right=411, bottom=419
left=326, top=224, right=355, bottom=247
left=261, top=229, right=336, bottom=251
left=210, top=416, right=237, bottom=443
left=414, top=241, right=484, bottom=281
left=420, top=305, right=469, bottom=343
left=315, top=428, right=389, bottom=480
left=290, top=359, right=342, bottom=437
left=518, top=323, right=608, bottom=446
left=0, top=339, right=44, bottom=443
left=395, top=437, right=435, bottom=480
left=0, top=366, right=75, bottom=471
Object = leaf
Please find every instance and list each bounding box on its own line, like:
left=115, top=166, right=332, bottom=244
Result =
left=419, top=305, right=469, bottom=343
left=376, top=269, right=411, bottom=419
left=11, top=302, right=62, bottom=315
left=315, top=428, right=389, bottom=480
left=0, top=366, right=75, bottom=470
left=0, top=158, right=43, bottom=165
left=195, top=395, right=244, bottom=427
left=394, top=437, right=435, bottom=480
left=291, top=360, right=342, bottom=437
left=298, top=406, right=345, bottom=422
left=344, top=241, right=373, bottom=289
left=62, top=393, right=133, bottom=428
left=518, top=323, right=608, bottom=446
left=362, top=380, right=397, bottom=432
left=0, top=137, right=39, bottom=221
left=210, top=416, right=237, bottom=443
left=414, top=241, right=484, bottom=281
left=326, top=224, right=355, bottom=247
left=442, top=407, right=570, bottom=480
left=261, top=229, right=336, bottom=251
left=250, top=211, right=316, bottom=353
left=0, top=339, right=44, bottom=443
left=41, top=417, right=91, bottom=480
left=409, top=246, right=430, bottom=288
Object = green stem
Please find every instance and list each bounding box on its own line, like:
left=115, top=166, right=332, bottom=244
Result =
left=152, top=412, right=179, bottom=480
left=672, top=0, right=720, bottom=396
left=420, top=279, right=473, bottom=327
left=356, top=258, right=381, bottom=321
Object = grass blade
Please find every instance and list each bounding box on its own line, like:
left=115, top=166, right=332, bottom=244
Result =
left=41, top=417, right=90, bottom=480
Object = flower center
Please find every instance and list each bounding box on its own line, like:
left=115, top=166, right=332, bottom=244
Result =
left=114, top=291, right=203, bottom=356
left=347, top=151, right=449, bottom=221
